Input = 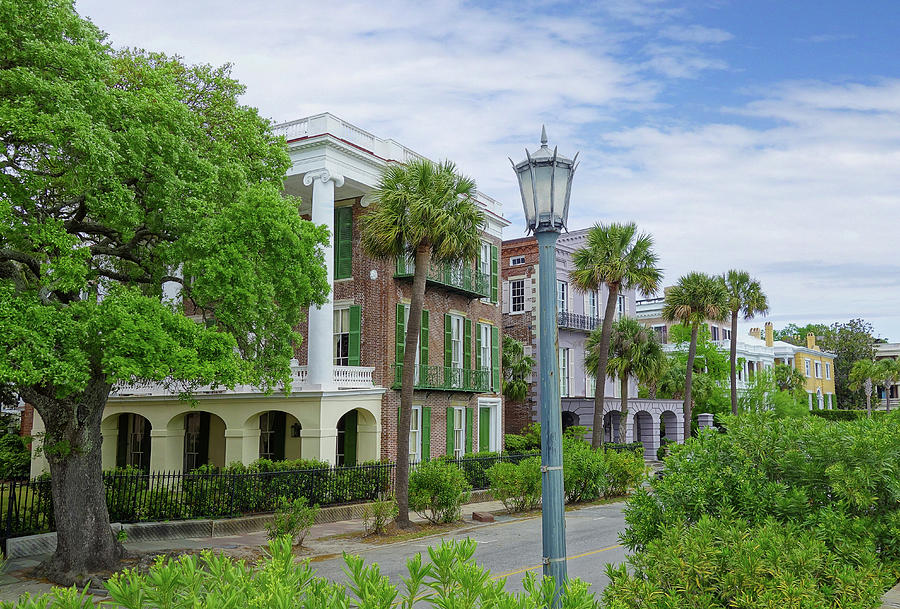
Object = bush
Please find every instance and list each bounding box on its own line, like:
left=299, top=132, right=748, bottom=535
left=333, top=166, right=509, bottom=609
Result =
left=503, top=422, right=541, bottom=452
left=810, top=409, right=887, bottom=422
left=603, top=442, right=644, bottom=454
left=600, top=449, right=647, bottom=498
left=362, top=496, right=398, bottom=535
left=0, top=434, right=30, bottom=480
left=408, top=459, right=471, bottom=524
left=563, top=440, right=607, bottom=504
left=487, top=456, right=541, bottom=513
left=605, top=515, right=892, bottom=608
left=266, top=496, right=318, bottom=547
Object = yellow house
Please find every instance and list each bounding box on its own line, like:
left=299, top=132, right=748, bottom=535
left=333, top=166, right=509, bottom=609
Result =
left=773, top=328, right=837, bottom=409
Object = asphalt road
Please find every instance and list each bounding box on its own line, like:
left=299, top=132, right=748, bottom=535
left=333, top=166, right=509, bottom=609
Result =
left=309, top=501, right=630, bottom=596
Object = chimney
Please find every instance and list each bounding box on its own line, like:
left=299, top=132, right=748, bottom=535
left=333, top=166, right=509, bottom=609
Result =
left=765, top=322, right=774, bottom=348
left=806, top=332, right=816, bottom=349
left=749, top=327, right=761, bottom=339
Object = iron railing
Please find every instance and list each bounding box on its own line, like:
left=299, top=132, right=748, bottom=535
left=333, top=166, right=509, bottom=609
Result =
left=0, top=452, right=540, bottom=550
left=395, top=257, right=490, bottom=299
left=392, top=364, right=491, bottom=392
left=557, top=311, right=602, bottom=332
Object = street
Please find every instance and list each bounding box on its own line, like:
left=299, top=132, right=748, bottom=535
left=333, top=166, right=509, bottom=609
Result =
left=309, top=501, right=630, bottom=595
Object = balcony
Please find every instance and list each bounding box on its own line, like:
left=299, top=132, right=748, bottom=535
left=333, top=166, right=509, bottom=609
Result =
left=110, top=364, right=376, bottom=398
left=395, top=257, right=490, bottom=299
left=392, top=364, right=490, bottom=393
left=558, top=311, right=602, bottom=332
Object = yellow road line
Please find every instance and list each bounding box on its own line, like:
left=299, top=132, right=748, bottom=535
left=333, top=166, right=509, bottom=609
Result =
left=491, top=544, right=622, bottom=579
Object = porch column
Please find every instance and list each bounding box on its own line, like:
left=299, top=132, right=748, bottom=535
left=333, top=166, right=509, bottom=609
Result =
left=646, top=414, right=660, bottom=456
left=300, top=427, right=338, bottom=465
left=224, top=428, right=245, bottom=466
left=149, top=428, right=178, bottom=472
left=303, top=169, right=345, bottom=390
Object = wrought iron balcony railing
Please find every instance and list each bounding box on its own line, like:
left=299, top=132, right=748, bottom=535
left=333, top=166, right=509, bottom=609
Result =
left=395, top=257, right=490, bottom=299
left=557, top=311, right=602, bottom=332
left=392, top=364, right=490, bottom=393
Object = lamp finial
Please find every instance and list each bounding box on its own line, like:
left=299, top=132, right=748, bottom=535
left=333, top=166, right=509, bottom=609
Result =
left=540, top=125, right=548, bottom=147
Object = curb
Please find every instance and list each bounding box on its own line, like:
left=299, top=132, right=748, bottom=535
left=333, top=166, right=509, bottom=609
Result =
left=4, top=489, right=495, bottom=559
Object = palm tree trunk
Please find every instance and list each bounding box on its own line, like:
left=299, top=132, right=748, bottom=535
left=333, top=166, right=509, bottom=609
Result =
left=684, top=322, right=699, bottom=440
left=395, top=244, right=430, bottom=528
left=620, top=376, right=629, bottom=444
left=729, top=311, right=739, bottom=415
left=887, top=383, right=892, bottom=413
left=591, top=283, right=620, bottom=448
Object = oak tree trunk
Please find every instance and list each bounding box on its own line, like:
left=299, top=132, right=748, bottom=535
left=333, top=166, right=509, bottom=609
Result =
left=684, top=322, right=700, bottom=440
left=591, top=283, right=620, bottom=448
left=395, top=244, right=430, bottom=528
left=730, top=311, right=739, bottom=415
left=23, top=379, right=125, bottom=585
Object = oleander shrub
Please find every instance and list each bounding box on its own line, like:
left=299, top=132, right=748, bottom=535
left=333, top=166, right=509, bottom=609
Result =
left=487, top=456, right=541, bottom=513
left=408, top=459, right=471, bottom=524
left=810, top=409, right=888, bottom=422
left=265, top=496, right=317, bottom=547
left=362, top=496, right=398, bottom=535
left=599, top=448, right=646, bottom=498
left=604, top=515, right=892, bottom=609
left=563, top=439, right=607, bottom=503
left=603, top=442, right=644, bottom=454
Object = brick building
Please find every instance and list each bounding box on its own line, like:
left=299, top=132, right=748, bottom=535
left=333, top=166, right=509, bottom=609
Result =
left=29, top=113, right=509, bottom=475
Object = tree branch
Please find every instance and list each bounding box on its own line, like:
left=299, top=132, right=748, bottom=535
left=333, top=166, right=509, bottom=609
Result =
left=0, top=249, right=41, bottom=278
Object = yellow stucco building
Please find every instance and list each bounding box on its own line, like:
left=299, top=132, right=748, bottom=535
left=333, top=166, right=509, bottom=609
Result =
left=773, top=329, right=837, bottom=410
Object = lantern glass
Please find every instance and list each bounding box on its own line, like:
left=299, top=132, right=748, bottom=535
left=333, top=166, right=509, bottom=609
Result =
left=511, top=128, right=577, bottom=233
left=515, top=163, right=536, bottom=228
left=533, top=161, right=554, bottom=225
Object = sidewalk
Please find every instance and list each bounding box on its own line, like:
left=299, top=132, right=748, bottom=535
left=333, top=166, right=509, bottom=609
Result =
left=884, top=580, right=900, bottom=609
left=0, top=498, right=511, bottom=603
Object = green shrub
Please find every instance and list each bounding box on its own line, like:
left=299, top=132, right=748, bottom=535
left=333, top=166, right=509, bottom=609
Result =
left=0, top=434, right=30, bottom=480
left=362, top=496, right=397, bottom=535
left=504, top=422, right=542, bottom=452
left=810, top=409, right=887, bottom=422
left=487, top=456, right=541, bottom=513
left=563, top=425, right=589, bottom=442
left=600, top=449, right=647, bottom=498
left=408, top=459, right=471, bottom=524
left=603, top=441, right=644, bottom=454
left=605, top=515, right=892, bottom=609
left=562, top=440, right=606, bottom=504
left=266, top=496, right=317, bottom=547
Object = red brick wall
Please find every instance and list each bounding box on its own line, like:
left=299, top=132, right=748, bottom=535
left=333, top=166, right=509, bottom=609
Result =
left=20, top=403, right=34, bottom=437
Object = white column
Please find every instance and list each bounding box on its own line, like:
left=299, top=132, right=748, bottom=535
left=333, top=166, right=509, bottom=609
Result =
left=303, top=169, right=344, bottom=389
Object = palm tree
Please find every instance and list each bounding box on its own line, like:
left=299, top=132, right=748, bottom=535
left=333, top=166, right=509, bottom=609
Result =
left=722, top=270, right=768, bottom=415
left=849, top=358, right=878, bottom=417
left=587, top=318, right=665, bottom=442
left=360, top=158, right=483, bottom=527
left=876, top=358, right=900, bottom=413
left=502, top=335, right=535, bottom=404
left=571, top=223, right=662, bottom=448
left=662, top=272, right=728, bottom=439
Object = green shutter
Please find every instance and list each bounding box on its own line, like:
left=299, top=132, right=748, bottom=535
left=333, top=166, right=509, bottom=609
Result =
left=479, top=407, right=491, bottom=452
left=490, top=245, right=499, bottom=302
left=343, top=410, right=358, bottom=466
left=444, top=314, right=452, bottom=368
left=334, top=207, right=352, bottom=279
left=348, top=305, right=361, bottom=366
left=422, top=407, right=431, bottom=461
left=464, top=319, right=472, bottom=389
left=465, top=408, right=474, bottom=454
left=420, top=310, right=429, bottom=379
left=198, top=412, right=211, bottom=467
left=446, top=407, right=455, bottom=455
left=475, top=323, right=483, bottom=371
left=491, top=325, right=501, bottom=393
left=396, top=304, right=407, bottom=365
left=272, top=411, right=287, bottom=462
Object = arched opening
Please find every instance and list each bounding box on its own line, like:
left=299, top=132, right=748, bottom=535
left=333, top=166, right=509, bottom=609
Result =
left=633, top=411, right=654, bottom=452
left=603, top=410, right=622, bottom=443
left=561, top=410, right=579, bottom=432
left=113, top=413, right=152, bottom=473
left=816, top=388, right=824, bottom=410
left=257, top=411, right=302, bottom=462
left=661, top=410, right=679, bottom=442
left=334, top=407, right=379, bottom=465
left=336, top=410, right=358, bottom=466
left=173, top=411, right=227, bottom=471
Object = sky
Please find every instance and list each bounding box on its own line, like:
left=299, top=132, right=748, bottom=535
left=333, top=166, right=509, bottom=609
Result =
left=75, top=0, right=900, bottom=341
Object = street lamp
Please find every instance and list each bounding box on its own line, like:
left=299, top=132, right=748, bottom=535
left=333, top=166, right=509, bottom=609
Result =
left=510, top=127, right=578, bottom=591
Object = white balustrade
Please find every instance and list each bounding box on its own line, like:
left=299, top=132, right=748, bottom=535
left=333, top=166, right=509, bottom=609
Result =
left=271, top=118, right=309, bottom=141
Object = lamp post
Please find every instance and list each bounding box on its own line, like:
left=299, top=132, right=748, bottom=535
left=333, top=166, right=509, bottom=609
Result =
left=510, top=127, right=578, bottom=591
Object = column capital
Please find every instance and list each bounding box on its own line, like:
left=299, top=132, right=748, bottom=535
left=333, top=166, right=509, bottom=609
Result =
left=303, top=168, right=345, bottom=188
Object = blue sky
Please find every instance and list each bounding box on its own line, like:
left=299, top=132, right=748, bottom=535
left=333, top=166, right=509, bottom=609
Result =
left=77, top=0, right=900, bottom=341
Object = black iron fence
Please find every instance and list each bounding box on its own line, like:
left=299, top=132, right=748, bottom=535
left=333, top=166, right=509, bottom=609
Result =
left=0, top=452, right=541, bottom=550
left=557, top=311, right=602, bottom=332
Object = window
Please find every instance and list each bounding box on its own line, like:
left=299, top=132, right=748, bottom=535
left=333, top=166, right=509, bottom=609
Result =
left=557, top=281, right=568, bottom=313
left=711, top=326, right=719, bottom=341
left=480, top=242, right=492, bottom=276
left=479, top=323, right=491, bottom=372
left=617, top=294, right=626, bottom=318
left=723, top=328, right=731, bottom=340
left=652, top=325, right=668, bottom=343
left=558, top=348, right=570, bottom=397
left=804, top=359, right=811, bottom=377
left=259, top=412, right=277, bottom=461
left=510, top=255, right=526, bottom=266
left=452, top=407, right=465, bottom=459
left=587, top=290, right=598, bottom=319
left=183, top=413, right=202, bottom=472
left=126, top=415, right=149, bottom=472
left=511, top=279, right=525, bottom=312
left=825, top=363, right=831, bottom=379
left=409, top=406, right=422, bottom=463
left=586, top=374, right=595, bottom=398
left=815, top=361, right=822, bottom=378
left=450, top=315, right=464, bottom=370
left=333, top=308, right=350, bottom=366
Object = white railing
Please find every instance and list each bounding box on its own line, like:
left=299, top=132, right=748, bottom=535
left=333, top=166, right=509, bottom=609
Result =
left=271, top=118, right=309, bottom=141
left=340, top=122, right=377, bottom=150
left=110, top=364, right=375, bottom=399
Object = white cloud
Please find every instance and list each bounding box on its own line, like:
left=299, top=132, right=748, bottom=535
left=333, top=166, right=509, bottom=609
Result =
left=661, top=24, right=733, bottom=44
